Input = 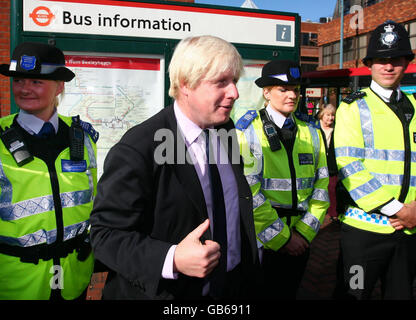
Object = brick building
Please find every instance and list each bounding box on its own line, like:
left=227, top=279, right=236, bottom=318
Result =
left=318, top=0, right=416, bottom=70
left=300, top=21, right=320, bottom=73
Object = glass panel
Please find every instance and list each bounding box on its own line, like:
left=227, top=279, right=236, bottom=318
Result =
left=333, top=41, right=340, bottom=53
left=409, top=21, right=416, bottom=36
left=359, top=34, right=367, bottom=47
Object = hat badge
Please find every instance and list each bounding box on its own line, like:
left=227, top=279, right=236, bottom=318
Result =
left=380, top=24, right=398, bottom=48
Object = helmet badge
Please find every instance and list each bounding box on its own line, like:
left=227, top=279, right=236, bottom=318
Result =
left=380, top=24, right=399, bottom=48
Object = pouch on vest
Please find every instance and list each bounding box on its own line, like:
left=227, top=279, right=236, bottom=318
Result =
left=0, top=126, right=33, bottom=166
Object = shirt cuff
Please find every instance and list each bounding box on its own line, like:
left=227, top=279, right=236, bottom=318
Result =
left=161, top=245, right=179, bottom=280
left=379, top=199, right=404, bottom=216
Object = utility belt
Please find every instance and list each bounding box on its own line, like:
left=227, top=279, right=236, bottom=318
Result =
left=0, top=232, right=91, bottom=264
left=273, top=206, right=305, bottom=218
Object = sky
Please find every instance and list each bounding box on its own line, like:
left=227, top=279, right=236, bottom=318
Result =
left=194, top=0, right=338, bottom=22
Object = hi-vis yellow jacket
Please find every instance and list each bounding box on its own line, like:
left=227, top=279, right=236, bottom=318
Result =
left=236, top=110, right=329, bottom=251
left=334, top=88, right=416, bottom=234
left=0, top=114, right=98, bottom=300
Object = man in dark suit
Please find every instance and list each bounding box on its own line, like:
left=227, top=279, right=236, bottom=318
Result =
left=90, top=35, right=260, bottom=300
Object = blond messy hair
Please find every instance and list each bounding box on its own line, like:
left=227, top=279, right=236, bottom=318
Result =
left=168, top=35, right=243, bottom=99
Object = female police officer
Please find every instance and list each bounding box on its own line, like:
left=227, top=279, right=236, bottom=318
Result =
left=235, top=60, right=329, bottom=299
left=0, top=42, right=98, bottom=300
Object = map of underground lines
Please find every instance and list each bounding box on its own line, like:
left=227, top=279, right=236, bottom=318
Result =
left=60, top=54, right=164, bottom=177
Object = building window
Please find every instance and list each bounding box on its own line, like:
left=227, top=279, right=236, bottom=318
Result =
left=322, top=34, right=367, bottom=66
left=301, top=32, right=318, bottom=46
left=406, top=20, right=416, bottom=50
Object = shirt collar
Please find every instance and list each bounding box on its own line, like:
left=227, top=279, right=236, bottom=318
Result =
left=16, top=109, right=59, bottom=135
left=266, top=104, right=293, bottom=128
left=174, top=101, right=204, bottom=146
left=370, top=80, right=402, bottom=103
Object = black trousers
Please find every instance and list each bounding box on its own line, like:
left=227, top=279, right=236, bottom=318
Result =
left=339, top=223, right=416, bottom=300
left=261, top=247, right=310, bottom=299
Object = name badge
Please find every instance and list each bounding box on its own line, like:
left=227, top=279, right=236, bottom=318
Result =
left=298, top=153, right=313, bottom=165
left=62, top=159, right=87, bottom=172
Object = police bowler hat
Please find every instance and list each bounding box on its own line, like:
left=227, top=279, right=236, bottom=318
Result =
left=363, top=20, right=415, bottom=65
left=255, top=60, right=301, bottom=88
left=0, top=42, right=75, bottom=81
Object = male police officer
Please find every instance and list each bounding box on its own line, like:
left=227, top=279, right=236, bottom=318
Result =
left=235, top=60, right=329, bottom=299
left=334, top=20, right=416, bottom=299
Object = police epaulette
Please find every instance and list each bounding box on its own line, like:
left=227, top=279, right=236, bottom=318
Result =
left=294, top=111, right=320, bottom=129
left=342, top=91, right=366, bottom=104
left=235, top=110, right=258, bottom=131
left=72, top=116, right=99, bottom=143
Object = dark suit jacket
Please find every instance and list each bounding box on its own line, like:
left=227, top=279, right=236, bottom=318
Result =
left=90, top=105, right=260, bottom=300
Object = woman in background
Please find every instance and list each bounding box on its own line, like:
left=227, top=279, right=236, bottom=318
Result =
left=318, top=103, right=338, bottom=221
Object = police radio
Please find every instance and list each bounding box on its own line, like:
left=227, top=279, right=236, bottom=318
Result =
left=259, top=108, right=281, bottom=151
left=69, top=115, right=84, bottom=161
left=0, top=126, right=33, bottom=166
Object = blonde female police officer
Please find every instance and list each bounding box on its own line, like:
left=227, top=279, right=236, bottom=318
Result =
left=0, top=42, right=98, bottom=300
left=235, top=60, right=329, bottom=299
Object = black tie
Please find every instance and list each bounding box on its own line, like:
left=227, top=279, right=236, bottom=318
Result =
left=390, top=90, right=398, bottom=104
left=283, top=117, right=295, bottom=131
left=204, top=129, right=227, bottom=298
left=36, top=122, right=55, bottom=139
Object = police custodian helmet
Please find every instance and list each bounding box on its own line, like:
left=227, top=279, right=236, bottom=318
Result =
left=255, top=60, right=301, bottom=88
left=363, top=20, right=415, bottom=66
left=0, top=42, right=75, bottom=82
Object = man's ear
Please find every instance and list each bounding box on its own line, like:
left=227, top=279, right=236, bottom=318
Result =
left=179, top=80, right=190, bottom=97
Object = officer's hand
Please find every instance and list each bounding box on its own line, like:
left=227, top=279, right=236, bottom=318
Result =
left=173, top=219, right=221, bottom=278
left=280, top=231, right=309, bottom=256
left=389, top=201, right=416, bottom=230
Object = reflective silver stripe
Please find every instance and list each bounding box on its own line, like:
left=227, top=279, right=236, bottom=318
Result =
left=244, top=123, right=263, bottom=176
left=262, top=178, right=291, bottom=191
left=0, top=219, right=89, bottom=247
left=257, top=218, right=285, bottom=244
left=371, top=172, right=402, bottom=186
left=84, top=135, right=97, bottom=169
left=345, top=207, right=391, bottom=226
left=349, top=177, right=382, bottom=201
left=307, top=125, right=320, bottom=172
left=339, top=160, right=365, bottom=179
left=262, top=177, right=315, bottom=191
left=1, top=189, right=93, bottom=221
left=0, top=194, right=54, bottom=221
left=253, top=192, right=266, bottom=209
left=0, top=158, right=12, bottom=203
left=246, top=174, right=261, bottom=186
left=244, top=123, right=262, bottom=159
left=311, top=188, right=330, bottom=202
left=84, top=134, right=96, bottom=201
left=300, top=211, right=321, bottom=234
left=357, top=98, right=374, bottom=149
left=335, top=146, right=405, bottom=162
left=315, top=166, right=329, bottom=180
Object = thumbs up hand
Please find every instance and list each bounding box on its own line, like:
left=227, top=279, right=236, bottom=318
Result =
left=173, top=219, right=221, bottom=278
